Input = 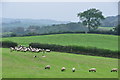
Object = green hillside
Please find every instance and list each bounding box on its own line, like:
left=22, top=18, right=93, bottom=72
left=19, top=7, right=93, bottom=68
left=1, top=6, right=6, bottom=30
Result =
left=2, top=34, right=118, bottom=51
left=2, top=48, right=118, bottom=78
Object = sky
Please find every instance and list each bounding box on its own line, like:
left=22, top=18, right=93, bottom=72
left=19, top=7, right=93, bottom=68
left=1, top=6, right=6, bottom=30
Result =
left=1, top=2, right=118, bottom=22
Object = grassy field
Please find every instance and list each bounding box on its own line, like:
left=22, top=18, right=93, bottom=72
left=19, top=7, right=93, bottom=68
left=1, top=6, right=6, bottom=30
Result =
left=98, top=27, right=114, bottom=31
left=2, top=48, right=118, bottom=78
left=2, top=34, right=118, bottom=51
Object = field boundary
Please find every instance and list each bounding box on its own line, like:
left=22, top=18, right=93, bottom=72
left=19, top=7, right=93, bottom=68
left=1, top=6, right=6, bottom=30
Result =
left=29, top=43, right=119, bottom=58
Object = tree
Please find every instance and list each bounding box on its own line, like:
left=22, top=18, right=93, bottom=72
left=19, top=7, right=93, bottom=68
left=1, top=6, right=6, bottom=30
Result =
left=10, top=33, right=17, bottom=37
left=77, top=8, right=105, bottom=31
left=114, top=24, right=120, bottom=35
left=12, top=27, right=25, bottom=34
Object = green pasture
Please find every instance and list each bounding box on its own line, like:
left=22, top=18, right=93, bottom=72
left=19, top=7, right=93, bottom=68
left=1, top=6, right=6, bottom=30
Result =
left=2, top=34, right=118, bottom=51
left=2, top=48, right=118, bottom=78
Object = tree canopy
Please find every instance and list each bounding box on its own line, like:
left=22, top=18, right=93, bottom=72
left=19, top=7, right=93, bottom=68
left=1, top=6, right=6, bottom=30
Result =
left=114, top=24, right=120, bottom=35
left=77, top=8, right=105, bottom=31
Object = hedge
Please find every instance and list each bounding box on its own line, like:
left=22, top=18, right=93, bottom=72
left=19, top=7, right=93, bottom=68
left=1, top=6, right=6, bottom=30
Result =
left=0, top=41, right=18, bottom=48
left=29, top=43, right=119, bottom=58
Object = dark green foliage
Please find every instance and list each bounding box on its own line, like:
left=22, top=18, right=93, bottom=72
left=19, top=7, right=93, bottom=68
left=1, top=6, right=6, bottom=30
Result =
left=89, top=30, right=117, bottom=35
left=114, top=24, right=120, bottom=35
left=28, top=22, right=88, bottom=34
left=0, top=41, right=18, bottom=48
left=25, top=25, right=41, bottom=34
left=10, top=33, right=17, bottom=37
left=29, top=43, right=119, bottom=58
left=77, top=8, right=105, bottom=31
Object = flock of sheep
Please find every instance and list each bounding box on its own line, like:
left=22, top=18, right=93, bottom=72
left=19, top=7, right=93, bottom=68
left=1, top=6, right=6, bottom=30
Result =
left=44, top=65, right=118, bottom=72
left=10, top=45, right=118, bottom=73
left=10, top=45, right=50, bottom=53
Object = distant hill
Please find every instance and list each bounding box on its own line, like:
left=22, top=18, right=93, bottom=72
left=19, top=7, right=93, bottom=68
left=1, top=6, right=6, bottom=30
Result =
left=1, top=18, right=70, bottom=33
left=1, top=15, right=119, bottom=28
left=1, top=18, right=70, bottom=28
left=101, top=15, right=119, bottom=27
left=1, top=15, right=119, bottom=35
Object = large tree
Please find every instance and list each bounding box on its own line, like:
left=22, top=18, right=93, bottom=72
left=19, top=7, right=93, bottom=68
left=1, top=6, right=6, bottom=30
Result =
left=77, top=8, right=105, bottom=31
left=114, top=24, right=120, bottom=35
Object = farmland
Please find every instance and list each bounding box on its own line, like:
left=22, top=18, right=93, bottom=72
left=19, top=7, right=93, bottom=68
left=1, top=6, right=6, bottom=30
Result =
left=2, top=34, right=118, bottom=51
left=2, top=48, right=118, bottom=78
left=1, top=33, right=119, bottom=78
left=1, top=2, right=119, bottom=79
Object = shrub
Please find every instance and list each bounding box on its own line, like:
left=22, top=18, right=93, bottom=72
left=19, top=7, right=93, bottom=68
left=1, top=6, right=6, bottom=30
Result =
left=0, top=41, right=18, bottom=48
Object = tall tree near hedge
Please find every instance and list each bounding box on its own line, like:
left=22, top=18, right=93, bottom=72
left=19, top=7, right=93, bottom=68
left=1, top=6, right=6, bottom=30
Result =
left=114, top=24, right=120, bottom=35
left=77, top=8, right=105, bottom=32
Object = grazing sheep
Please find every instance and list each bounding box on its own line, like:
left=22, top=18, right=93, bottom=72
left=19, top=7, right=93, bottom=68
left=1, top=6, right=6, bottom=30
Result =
left=45, top=65, right=50, bottom=69
left=35, top=49, right=40, bottom=53
left=10, top=47, right=14, bottom=52
left=46, top=49, right=51, bottom=52
left=42, top=56, right=46, bottom=57
left=111, top=68, right=118, bottom=72
left=89, top=68, right=96, bottom=72
left=61, top=67, right=66, bottom=71
left=38, top=49, right=42, bottom=52
left=72, top=68, right=75, bottom=72
left=33, top=55, right=37, bottom=58
left=10, top=45, right=51, bottom=55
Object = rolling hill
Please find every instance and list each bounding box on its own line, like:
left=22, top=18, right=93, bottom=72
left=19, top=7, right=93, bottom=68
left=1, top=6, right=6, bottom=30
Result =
left=1, top=18, right=69, bottom=28
left=2, top=48, right=118, bottom=78
left=2, top=34, right=118, bottom=51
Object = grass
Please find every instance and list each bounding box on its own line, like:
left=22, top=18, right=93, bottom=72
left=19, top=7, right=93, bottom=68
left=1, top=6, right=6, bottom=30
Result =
left=2, top=48, right=118, bottom=78
left=98, top=27, right=114, bottom=31
left=2, top=34, right=118, bottom=51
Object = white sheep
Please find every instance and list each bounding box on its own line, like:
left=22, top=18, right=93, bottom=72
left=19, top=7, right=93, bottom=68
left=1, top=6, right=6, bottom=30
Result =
left=45, top=65, right=50, bottom=69
left=89, top=68, right=96, bottom=72
left=72, top=67, right=75, bottom=72
left=10, top=47, right=15, bottom=52
left=61, top=67, right=66, bottom=71
left=111, top=68, right=118, bottom=72
left=33, top=55, right=37, bottom=58
left=46, top=49, right=51, bottom=52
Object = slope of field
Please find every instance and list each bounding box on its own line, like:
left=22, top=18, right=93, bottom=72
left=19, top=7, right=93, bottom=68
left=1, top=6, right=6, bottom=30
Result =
left=2, top=48, right=118, bottom=78
left=2, top=34, right=118, bottom=51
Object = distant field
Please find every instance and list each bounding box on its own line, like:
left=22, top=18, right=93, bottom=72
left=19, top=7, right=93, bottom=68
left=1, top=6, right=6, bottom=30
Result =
left=98, top=27, right=114, bottom=31
left=2, top=48, right=118, bottom=78
left=2, top=34, right=118, bottom=51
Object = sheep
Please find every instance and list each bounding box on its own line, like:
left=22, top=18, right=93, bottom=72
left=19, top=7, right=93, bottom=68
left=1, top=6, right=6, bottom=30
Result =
left=45, top=65, right=50, bottom=69
left=46, top=49, right=51, bottom=52
left=72, top=68, right=75, bottom=72
left=35, top=49, right=40, bottom=53
left=42, top=55, right=46, bottom=57
left=61, top=67, right=66, bottom=71
left=111, top=68, right=118, bottom=72
left=10, top=47, right=15, bottom=52
left=42, top=49, right=46, bottom=53
left=10, top=45, right=51, bottom=55
left=38, top=49, right=42, bottom=52
left=23, top=48, right=28, bottom=52
left=33, top=55, right=37, bottom=58
left=89, top=68, right=96, bottom=72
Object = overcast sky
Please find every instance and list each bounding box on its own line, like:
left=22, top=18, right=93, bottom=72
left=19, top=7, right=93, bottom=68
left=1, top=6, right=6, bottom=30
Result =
left=1, top=2, right=118, bottom=22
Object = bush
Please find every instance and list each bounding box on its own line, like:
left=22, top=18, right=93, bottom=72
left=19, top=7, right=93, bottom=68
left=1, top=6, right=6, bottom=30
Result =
left=0, top=41, right=18, bottom=48
left=29, top=43, right=119, bottom=58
